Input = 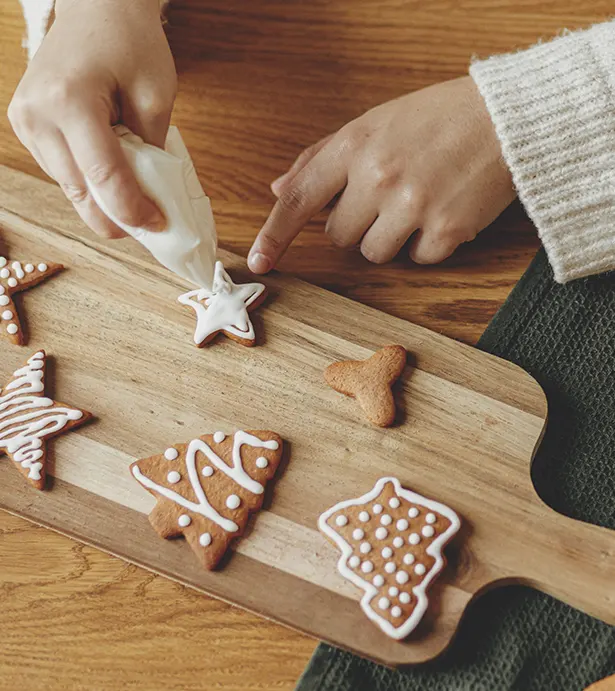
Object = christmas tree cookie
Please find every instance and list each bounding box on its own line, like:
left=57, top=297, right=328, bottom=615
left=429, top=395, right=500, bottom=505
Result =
left=0, top=351, right=92, bottom=490
left=130, top=430, right=283, bottom=569
left=0, top=256, right=63, bottom=345
left=319, top=477, right=461, bottom=640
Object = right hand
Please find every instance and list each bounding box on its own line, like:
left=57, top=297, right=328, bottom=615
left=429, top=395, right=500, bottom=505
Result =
left=8, top=0, right=177, bottom=238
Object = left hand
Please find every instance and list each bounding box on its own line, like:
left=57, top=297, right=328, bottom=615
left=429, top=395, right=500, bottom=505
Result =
left=248, top=76, right=515, bottom=273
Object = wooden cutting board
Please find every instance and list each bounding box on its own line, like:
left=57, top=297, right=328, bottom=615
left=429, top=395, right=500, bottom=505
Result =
left=0, top=165, right=613, bottom=667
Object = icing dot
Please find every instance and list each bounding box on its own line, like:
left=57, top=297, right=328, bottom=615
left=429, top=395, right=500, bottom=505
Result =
left=352, top=528, right=364, bottom=540
left=396, top=519, right=409, bottom=531
left=372, top=574, right=384, bottom=587
left=0, top=285, right=4, bottom=294
left=409, top=533, right=421, bottom=545
left=388, top=497, right=401, bottom=509
left=361, top=561, right=374, bottom=574
left=384, top=562, right=396, bottom=574
left=0, top=257, right=5, bottom=267
left=38, top=263, right=48, bottom=272
left=2, top=310, right=13, bottom=320
left=6, top=324, right=17, bottom=335
left=202, top=466, right=214, bottom=477
left=388, top=586, right=399, bottom=597
left=164, top=448, right=178, bottom=461
left=213, top=431, right=225, bottom=443
left=375, top=527, right=388, bottom=540
left=178, top=514, right=191, bottom=527
left=392, top=537, right=404, bottom=549
left=24, top=264, right=34, bottom=273
left=348, top=556, right=360, bottom=568
left=358, top=511, right=370, bottom=522
left=422, top=525, right=435, bottom=538
left=378, top=597, right=390, bottom=610
left=199, top=532, right=212, bottom=547
left=167, top=471, right=181, bottom=484
left=335, top=515, right=348, bottom=527
left=380, top=514, right=392, bottom=526
left=415, top=563, right=426, bottom=576
left=7, top=278, right=16, bottom=288
left=255, top=456, right=268, bottom=469
left=396, top=571, right=409, bottom=585
left=0, top=269, right=9, bottom=278
left=373, top=504, right=383, bottom=514
left=426, top=513, right=437, bottom=524
left=408, top=507, right=419, bottom=518
left=226, top=494, right=241, bottom=510
left=399, top=592, right=411, bottom=604
left=269, top=441, right=280, bottom=450
left=403, top=553, right=415, bottom=565
left=391, top=606, right=402, bottom=618
left=0, top=296, right=8, bottom=306
left=381, top=547, right=393, bottom=559
left=360, top=542, right=372, bottom=554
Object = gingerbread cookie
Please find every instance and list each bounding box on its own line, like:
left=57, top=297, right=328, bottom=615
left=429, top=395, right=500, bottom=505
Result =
left=0, top=256, right=63, bottom=345
left=178, top=261, right=266, bottom=347
left=324, top=345, right=406, bottom=427
left=130, top=430, right=283, bottom=569
left=0, top=351, right=92, bottom=490
left=319, top=477, right=460, bottom=639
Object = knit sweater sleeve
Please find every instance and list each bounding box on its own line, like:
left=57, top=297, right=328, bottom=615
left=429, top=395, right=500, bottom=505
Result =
left=470, top=21, right=615, bottom=283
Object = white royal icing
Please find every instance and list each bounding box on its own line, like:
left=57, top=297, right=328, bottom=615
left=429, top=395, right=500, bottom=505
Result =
left=393, top=537, right=404, bottom=548
left=7, top=325, right=17, bottom=335
left=178, top=261, right=265, bottom=346
left=426, top=513, right=436, bottom=524
left=391, top=606, right=402, bottom=618
left=0, top=297, right=8, bottom=307
left=226, top=494, right=241, bottom=510
left=11, top=262, right=25, bottom=279
left=375, top=527, right=388, bottom=540
left=199, top=532, right=212, bottom=547
left=178, top=514, right=191, bottom=527
left=132, top=431, right=279, bottom=536
left=360, top=542, right=371, bottom=554
left=213, top=431, right=225, bottom=443
left=7, top=278, right=17, bottom=288
left=422, top=525, right=435, bottom=538
left=0, top=257, right=5, bottom=267
left=359, top=511, right=370, bottom=522
left=352, top=528, right=364, bottom=540
left=164, top=448, right=179, bottom=461
left=0, top=269, right=8, bottom=279
left=202, top=466, right=214, bottom=477
left=0, top=352, right=83, bottom=480
left=256, top=456, right=268, bottom=469
left=396, top=519, right=409, bottom=531
left=409, top=533, right=420, bottom=545
left=336, top=515, right=348, bottom=527
left=167, top=471, right=181, bottom=484
left=388, top=586, right=399, bottom=597
left=381, top=547, right=393, bottom=559
left=318, top=476, right=461, bottom=640
left=38, top=264, right=48, bottom=272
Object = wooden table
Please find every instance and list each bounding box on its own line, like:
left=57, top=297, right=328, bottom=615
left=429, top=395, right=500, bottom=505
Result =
left=0, top=2, right=605, bottom=689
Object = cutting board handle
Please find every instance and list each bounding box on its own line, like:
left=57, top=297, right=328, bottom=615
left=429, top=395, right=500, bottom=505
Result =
left=520, top=507, right=615, bottom=624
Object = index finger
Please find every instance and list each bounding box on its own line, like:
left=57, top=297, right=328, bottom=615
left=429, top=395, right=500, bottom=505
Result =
left=62, top=112, right=165, bottom=232
left=248, top=140, right=349, bottom=273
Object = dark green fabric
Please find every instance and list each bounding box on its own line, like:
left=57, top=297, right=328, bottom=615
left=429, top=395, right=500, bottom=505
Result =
left=297, top=249, right=615, bottom=691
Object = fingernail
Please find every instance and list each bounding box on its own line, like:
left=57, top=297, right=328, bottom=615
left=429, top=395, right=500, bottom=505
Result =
left=248, top=252, right=271, bottom=274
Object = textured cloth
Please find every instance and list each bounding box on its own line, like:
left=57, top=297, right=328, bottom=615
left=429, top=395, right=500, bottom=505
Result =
left=297, top=248, right=615, bottom=691
left=470, top=21, right=615, bottom=285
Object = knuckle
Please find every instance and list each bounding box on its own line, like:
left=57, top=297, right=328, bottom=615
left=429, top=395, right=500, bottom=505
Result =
left=61, top=183, right=89, bottom=205
left=278, top=184, right=308, bottom=216
left=85, top=161, right=121, bottom=187
left=139, top=90, right=171, bottom=120
left=7, top=95, right=35, bottom=132
left=45, top=79, right=79, bottom=110
left=368, top=161, right=401, bottom=190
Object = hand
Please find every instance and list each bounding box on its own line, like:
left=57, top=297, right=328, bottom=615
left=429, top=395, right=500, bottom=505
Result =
left=8, top=0, right=177, bottom=238
left=248, top=76, right=515, bottom=272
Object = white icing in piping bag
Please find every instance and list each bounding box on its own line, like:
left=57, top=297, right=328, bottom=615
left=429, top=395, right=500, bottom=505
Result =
left=88, top=126, right=217, bottom=289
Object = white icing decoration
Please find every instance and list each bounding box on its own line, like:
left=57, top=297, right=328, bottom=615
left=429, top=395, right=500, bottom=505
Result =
left=213, top=431, right=225, bottom=443
left=396, top=571, right=409, bottom=585
left=178, top=514, right=191, bottom=527
left=38, top=263, right=48, bottom=272
left=375, top=527, right=388, bottom=540
left=202, top=466, right=214, bottom=477
left=415, top=563, right=426, bottom=576
left=164, top=447, right=178, bottom=461
left=389, top=498, right=400, bottom=509
left=0, top=257, right=5, bottom=267
left=388, top=586, right=399, bottom=597
left=256, top=456, right=268, bottom=469
left=0, top=351, right=83, bottom=480
left=393, top=537, right=404, bottom=548
left=199, top=532, right=212, bottom=547
left=11, top=262, right=25, bottom=279
left=0, top=297, right=9, bottom=306
left=422, top=525, right=435, bottom=538
left=352, top=528, right=364, bottom=540
left=317, top=476, right=461, bottom=640
left=178, top=261, right=265, bottom=345
left=409, top=533, right=421, bottom=545
left=7, top=278, right=17, bottom=288
left=7, top=324, right=18, bottom=335
left=361, top=561, right=373, bottom=574
left=385, top=562, right=396, bottom=574
left=0, top=269, right=9, bottom=279
left=226, top=494, right=241, bottom=510
left=348, top=556, right=360, bottom=568
left=359, top=542, right=371, bottom=554
left=391, top=606, right=402, bottom=618
left=426, top=513, right=437, bottom=524
left=24, top=264, right=34, bottom=273
left=373, top=504, right=383, bottom=514
left=396, top=519, right=409, bottom=531
left=378, top=597, right=390, bottom=610
left=359, top=511, right=370, bottom=522
left=336, top=515, right=348, bottom=527
left=381, top=547, right=393, bottom=559
left=2, top=310, right=13, bottom=320
left=0, top=285, right=4, bottom=294
left=380, top=514, right=392, bottom=526
left=167, top=471, right=181, bottom=484
left=133, top=431, right=279, bottom=535
left=408, top=507, right=419, bottom=518
left=403, top=553, right=415, bottom=565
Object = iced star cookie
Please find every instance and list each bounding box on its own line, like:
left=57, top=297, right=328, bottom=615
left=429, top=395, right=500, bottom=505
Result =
left=0, top=256, right=63, bottom=345
left=0, top=351, right=92, bottom=490
left=178, top=261, right=266, bottom=347
left=325, top=345, right=407, bottom=427
left=130, top=430, right=283, bottom=569
left=319, top=477, right=461, bottom=640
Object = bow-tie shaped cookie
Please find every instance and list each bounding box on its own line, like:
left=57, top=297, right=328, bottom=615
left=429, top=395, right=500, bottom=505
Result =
left=324, top=345, right=407, bottom=427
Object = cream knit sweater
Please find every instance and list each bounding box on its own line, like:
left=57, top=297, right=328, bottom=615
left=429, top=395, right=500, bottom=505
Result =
left=471, top=21, right=615, bottom=284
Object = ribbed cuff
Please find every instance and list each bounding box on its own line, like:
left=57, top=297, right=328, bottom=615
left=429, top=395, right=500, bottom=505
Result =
left=470, top=22, right=615, bottom=283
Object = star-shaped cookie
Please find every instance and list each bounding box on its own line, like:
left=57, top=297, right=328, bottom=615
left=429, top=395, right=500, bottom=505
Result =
left=178, top=261, right=266, bottom=347
left=0, top=255, right=63, bottom=345
left=0, top=351, right=92, bottom=490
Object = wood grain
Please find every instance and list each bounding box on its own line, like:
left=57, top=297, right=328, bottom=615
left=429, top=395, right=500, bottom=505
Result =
left=0, top=1, right=610, bottom=688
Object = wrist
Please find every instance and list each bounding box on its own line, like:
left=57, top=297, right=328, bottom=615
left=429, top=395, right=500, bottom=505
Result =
left=55, top=0, right=162, bottom=21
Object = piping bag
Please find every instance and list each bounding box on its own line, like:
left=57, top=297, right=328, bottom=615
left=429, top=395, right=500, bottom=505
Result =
left=87, top=125, right=217, bottom=290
